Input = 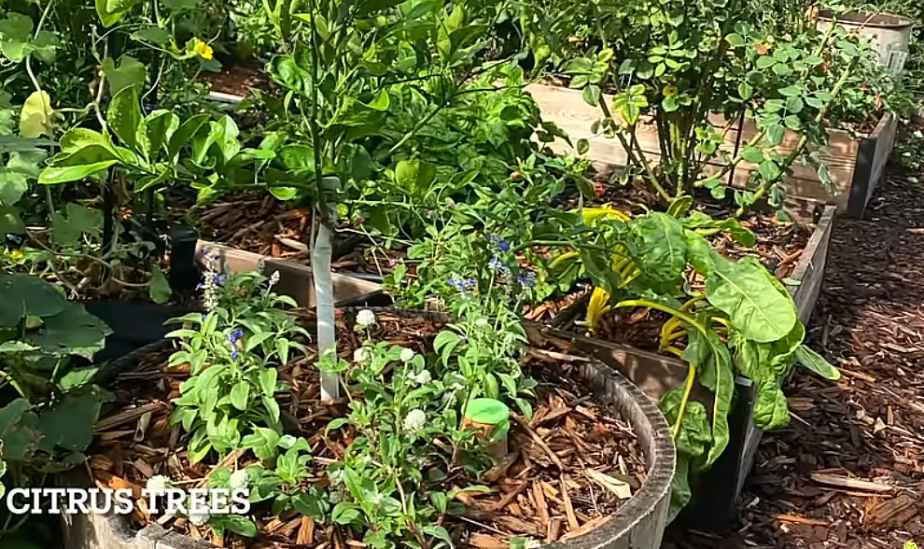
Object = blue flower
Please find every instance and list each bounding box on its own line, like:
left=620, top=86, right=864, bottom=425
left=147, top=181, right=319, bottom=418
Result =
left=488, top=256, right=510, bottom=276
left=448, top=276, right=465, bottom=291
left=448, top=277, right=478, bottom=292
left=228, top=328, right=244, bottom=343
left=517, top=271, right=537, bottom=288
left=489, top=235, right=511, bottom=253
left=230, top=349, right=239, bottom=361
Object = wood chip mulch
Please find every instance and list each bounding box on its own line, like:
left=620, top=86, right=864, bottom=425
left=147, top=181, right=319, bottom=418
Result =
left=666, top=153, right=924, bottom=548
left=88, top=311, right=648, bottom=547
left=196, top=194, right=399, bottom=275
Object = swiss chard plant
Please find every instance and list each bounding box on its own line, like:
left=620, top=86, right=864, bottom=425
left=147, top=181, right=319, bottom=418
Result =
left=542, top=201, right=841, bottom=518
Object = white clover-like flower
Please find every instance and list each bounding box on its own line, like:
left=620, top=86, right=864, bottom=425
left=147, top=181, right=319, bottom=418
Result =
left=410, top=369, right=432, bottom=385
left=356, top=309, right=376, bottom=328
left=229, top=469, right=249, bottom=490
left=475, top=318, right=489, bottom=328
left=145, top=475, right=172, bottom=495
left=399, top=348, right=415, bottom=363
left=403, top=409, right=427, bottom=433
left=268, top=270, right=281, bottom=288
left=353, top=347, right=370, bottom=364
left=188, top=509, right=210, bottom=526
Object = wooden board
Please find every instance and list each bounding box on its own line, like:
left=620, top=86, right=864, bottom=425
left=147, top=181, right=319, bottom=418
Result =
left=527, top=83, right=895, bottom=216
left=195, top=241, right=382, bottom=308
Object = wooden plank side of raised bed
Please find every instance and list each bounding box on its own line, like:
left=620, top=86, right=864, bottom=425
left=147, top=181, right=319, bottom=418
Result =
left=733, top=205, right=835, bottom=499
left=527, top=83, right=864, bottom=211
left=195, top=241, right=382, bottom=308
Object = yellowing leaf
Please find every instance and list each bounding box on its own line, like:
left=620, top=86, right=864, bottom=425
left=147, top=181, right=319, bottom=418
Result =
left=19, top=91, right=54, bottom=138
left=579, top=286, right=612, bottom=334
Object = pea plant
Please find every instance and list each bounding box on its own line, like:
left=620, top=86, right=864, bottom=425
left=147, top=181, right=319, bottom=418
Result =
left=544, top=202, right=841, bottom=517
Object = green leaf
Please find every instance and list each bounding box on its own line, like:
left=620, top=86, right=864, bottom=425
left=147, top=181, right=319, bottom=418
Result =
left=258, top=369, right=277, bottom=398
left=0, top=206, right=24, bottom=233
left=0, top=399, right=40, bottom=461
left=130, top=26, right=173, bottom=46
left=667, top=454, right=692, bottom=522
left=230, top=381, right=251, bottom=411
left=19, top=91, right=54, bottom=138
left=706, top=256, right=796, bottom=342
left=737, top=82, right=753, bottom=101
left=101, top=56, right=146, bottom=97
left=35, top=387, right=107, bottom=453
left=167, top=114, right=210, bottom=159
left=753, top=381, right=789, bottom=429
left=582, top=84, right=601, bottom=107
left=0, top=275, right=66, bottom=325
left=107, top=86, right=144, bottom=151
left=394, top=159, right=436, bottom=198
left=24, top=302, right=112, bottom=359
left=95, top=0, right=144, bottom=26
left=210, top=515, right=257, bottom=537
left=464, top=398, right=509, bottom=425
left=755, top=56, right=775, bottom=69
left=794, top=345, right=841, bottom=381
left=38, top=161, right=117, bottom=184
left=332, top=502, right=360, bottom=525
left=0, top=171, right=28, bottom=207
left=688, top=329, right=734, bottom=468
left=628, top=212, right=687, bottom=293
left=741, top=146, right=764, bottom=164
left=148, top=265, right=171, bottom=304
left=757, top=159, right=781, bottom=182
left=51, top=203, right=102, bottom=246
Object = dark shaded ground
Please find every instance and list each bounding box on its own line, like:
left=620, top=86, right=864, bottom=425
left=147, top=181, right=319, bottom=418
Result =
left=667, top=157, right=924, bottom=547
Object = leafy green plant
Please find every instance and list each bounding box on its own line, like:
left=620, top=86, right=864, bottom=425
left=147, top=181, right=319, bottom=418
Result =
left=543, top=202, right=840, bottom=518
left=0, top=273, right=111, bottom=533
left=166, top=266, right=308, bottom=463
left=520, top=0, right=892, bottom=215
left=315, top=306, right=526, bottom=548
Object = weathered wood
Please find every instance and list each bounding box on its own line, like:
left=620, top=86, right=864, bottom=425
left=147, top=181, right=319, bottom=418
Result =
left=527, top=83, right=897, bottom=217
left=195, top=240, right=382, bottom=308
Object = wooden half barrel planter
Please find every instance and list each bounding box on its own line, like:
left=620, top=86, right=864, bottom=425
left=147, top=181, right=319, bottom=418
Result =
left=62, top=311, right=676, bottom=549
left=543, top=205, right=835, bottom=529
left=528, top=83, right=897, bottom=219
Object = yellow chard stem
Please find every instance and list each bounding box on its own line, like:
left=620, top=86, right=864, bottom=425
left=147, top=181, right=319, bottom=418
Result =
left=673, top=361, right=698, bottom=440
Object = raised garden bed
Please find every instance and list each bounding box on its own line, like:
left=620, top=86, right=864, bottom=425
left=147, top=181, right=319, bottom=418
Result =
left=64, top=309, right=675, bottom=549
left=527, top=83, right=897, bottom=218
left=536, top=205, right=835, bottom=529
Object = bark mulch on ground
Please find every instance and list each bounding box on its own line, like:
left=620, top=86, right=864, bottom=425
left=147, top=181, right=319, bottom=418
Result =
left=667, top=164, right=924, bottom=547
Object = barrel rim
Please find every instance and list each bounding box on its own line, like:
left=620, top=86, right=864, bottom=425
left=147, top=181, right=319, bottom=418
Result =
left=817, top=9, right=915, bottom=30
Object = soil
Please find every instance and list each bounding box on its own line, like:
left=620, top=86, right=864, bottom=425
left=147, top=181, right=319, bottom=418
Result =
left=88, top=309, right=648, bottom=547
left=664, top=150, right=924, bottom=547
left=201, top=64, right=272, bottom=98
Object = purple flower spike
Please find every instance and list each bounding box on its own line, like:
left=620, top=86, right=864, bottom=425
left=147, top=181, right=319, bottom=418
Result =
left=517, top=271, right=537, bottom=288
